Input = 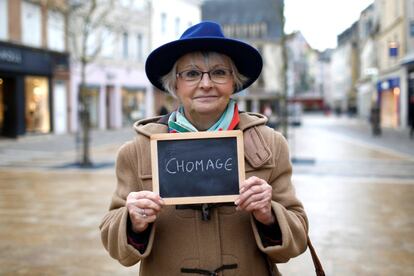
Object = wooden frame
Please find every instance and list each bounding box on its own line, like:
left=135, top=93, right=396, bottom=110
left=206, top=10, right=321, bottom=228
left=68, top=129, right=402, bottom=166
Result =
left=150, top=130, right=245, bottom=205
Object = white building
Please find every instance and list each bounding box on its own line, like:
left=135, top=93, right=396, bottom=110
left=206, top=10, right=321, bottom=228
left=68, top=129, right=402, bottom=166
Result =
left=149, top=0, right=202, bottom=113
left=330, top=43, right=353, bottom=113
left=69, top=0, right=152, bottom=133
left=356, top=3, right=378, bottom=121
left=286, top=32, right=323, bottom=111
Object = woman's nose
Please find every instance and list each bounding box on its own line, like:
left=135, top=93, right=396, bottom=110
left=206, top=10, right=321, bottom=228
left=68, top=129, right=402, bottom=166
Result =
left=199, top=72, right=213, bottom=88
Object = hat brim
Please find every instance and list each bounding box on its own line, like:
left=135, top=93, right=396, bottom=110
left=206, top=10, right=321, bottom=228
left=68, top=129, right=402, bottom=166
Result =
left=145, top=37, right=263, bottom=93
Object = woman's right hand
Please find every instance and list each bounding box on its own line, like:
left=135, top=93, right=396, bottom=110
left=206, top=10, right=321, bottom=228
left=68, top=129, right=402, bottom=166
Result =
left=126, top=191, right=164, bottom=233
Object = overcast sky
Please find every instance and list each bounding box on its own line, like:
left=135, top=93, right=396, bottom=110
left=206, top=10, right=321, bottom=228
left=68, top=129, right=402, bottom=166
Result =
left=285, top=0, right=374, bottom=51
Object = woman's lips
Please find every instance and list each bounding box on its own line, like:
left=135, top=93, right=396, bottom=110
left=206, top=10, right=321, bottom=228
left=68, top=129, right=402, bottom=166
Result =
left=193, top=95, right=218, bottom=100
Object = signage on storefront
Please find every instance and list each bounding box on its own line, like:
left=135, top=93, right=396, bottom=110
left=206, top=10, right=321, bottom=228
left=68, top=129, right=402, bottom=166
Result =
left=0, top=48, right=22, bottom=64
left=377, top=78, right=400, bottom=93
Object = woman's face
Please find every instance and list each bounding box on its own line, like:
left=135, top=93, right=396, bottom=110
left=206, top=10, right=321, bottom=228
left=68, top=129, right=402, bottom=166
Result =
left=175, top=52, right=235, bottom=120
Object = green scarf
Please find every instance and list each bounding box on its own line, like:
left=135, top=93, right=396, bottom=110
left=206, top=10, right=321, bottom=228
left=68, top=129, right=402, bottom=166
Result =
left=168, top=99, right=240, bottom=133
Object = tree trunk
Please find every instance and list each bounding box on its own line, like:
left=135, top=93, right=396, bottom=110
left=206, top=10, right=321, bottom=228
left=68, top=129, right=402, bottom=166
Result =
left=80, top=59, right=92, bottom=167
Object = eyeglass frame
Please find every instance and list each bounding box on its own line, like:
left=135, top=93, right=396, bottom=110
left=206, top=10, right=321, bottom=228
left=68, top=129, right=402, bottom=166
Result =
left=176, top=68, right=234, bottom=85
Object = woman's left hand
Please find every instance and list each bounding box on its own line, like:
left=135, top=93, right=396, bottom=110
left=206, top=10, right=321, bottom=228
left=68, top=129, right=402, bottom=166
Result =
left=235, top=176, right=275, bottom=225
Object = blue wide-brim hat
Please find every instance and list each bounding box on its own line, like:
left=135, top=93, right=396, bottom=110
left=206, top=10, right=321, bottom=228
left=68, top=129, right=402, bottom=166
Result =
left=145, top=21, right=263, bottom=93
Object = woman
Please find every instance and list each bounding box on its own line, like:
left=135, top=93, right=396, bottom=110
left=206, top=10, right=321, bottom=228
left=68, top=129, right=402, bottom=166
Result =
left=100, top=21, right=308, bottom=276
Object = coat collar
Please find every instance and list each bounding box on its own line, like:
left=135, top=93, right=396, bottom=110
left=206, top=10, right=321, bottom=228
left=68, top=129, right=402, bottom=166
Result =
left=133, top=112, right=272, bottom=169
left=133, top=112, right=268, bottom=137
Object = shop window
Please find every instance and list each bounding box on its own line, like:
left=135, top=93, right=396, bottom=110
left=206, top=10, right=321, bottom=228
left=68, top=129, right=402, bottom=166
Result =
left=380, top=87, right=400, bottom=128
left=25, top=76, right=50, bottom=133
left=82, top=86, right=100, bottom=129
left=122, top=87, right=146, bottom=126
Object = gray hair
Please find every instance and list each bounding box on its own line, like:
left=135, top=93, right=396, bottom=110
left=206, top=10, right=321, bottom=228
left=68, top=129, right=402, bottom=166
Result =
left=160, top=52, right=248, bottom=98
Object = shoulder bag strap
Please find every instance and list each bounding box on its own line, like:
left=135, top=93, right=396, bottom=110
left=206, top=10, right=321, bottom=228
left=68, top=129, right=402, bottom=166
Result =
left=307, top=236, right=326, bottom=276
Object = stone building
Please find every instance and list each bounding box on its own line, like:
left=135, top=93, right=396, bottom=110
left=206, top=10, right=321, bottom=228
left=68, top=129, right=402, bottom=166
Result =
left=0, top=0, right=70, bottom=137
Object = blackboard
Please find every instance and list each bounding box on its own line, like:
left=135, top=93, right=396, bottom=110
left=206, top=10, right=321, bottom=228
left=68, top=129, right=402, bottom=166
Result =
left=150, top=131, right=245, bottom=205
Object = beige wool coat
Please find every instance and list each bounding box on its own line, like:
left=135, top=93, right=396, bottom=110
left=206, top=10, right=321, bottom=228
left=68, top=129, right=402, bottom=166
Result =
left=100, top=112, right=309, bottom=276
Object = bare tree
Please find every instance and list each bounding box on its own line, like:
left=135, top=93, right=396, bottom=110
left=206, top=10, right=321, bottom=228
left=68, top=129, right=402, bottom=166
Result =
left=65, top=0, right=115, bottom=167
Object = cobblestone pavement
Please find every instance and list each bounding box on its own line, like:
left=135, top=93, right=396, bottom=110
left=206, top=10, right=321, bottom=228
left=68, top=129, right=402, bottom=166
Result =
left=0, top=114, right=413, bottom=275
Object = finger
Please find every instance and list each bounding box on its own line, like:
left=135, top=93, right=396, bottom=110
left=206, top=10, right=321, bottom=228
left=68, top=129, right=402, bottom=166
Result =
left=127, top=191, right=165, bottom=206
left=239, top=176, right=266, bottom=193
left=237, top=190, right=269, bottom=211
left=129, top=206, right=147, bottom=222
left=141, top=214, right=157, bottom=223
left=135, top=198, right=163, bottom=212
left=236, top=184, right=265, bottom=206
left=135, top=191, right=165, bottom=205
left=244, top=197, right=271, bottom=212
left=238, top=190, right=268, bottom=209
left=138, top=206, right=161, bottom=217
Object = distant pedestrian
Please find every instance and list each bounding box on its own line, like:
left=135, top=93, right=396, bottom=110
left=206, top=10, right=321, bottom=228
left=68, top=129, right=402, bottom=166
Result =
left=410, top=95, right=414, bottom=139
left=100, top=21, right=315, bottom=276
left=370, top=105, right=381, bottom=136
left=157, top=105, right=169, bottom=116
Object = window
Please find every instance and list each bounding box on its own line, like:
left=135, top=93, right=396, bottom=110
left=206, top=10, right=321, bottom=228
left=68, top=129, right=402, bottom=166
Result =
left=410, top=21, right=414, bottom=37
left=137, top=34, right=143, bottom=61
left=175, top=18, right=180, bottom=36
left=161, top=13, right=167, bottom=34
left=22, top=1, right=42, bottom=47
left=101, top=28, right=115, bottom=58
left=86, top=31, right=97, bottom=57
left=123, top=32, right=129, bottom=59
left=0, top=0, right=7, bottom=39
left=122, top=87, right=146, bottom=126
left=388, top=41, right=398, bottom=57
left=47, top=10, right=65, bottom=51
left=256, top=45, right=265, bottom=87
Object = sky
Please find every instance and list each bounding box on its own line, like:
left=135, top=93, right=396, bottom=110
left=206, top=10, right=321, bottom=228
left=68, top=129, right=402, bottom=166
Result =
left=285, top=0, right=374, bottom=51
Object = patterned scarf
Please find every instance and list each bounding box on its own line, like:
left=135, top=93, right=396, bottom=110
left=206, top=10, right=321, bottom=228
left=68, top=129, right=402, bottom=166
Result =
left=168, top=99, right=239, bottom=133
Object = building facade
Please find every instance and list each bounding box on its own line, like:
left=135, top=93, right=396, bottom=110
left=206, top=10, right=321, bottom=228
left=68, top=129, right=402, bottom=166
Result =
left=202, top=0, right=284, bottom=116
left=330, top=22, right=360, bottom=115
left=375, top=0, right=408, bottom=128
left=0, top=0, right=69, bottom=137
left=149, top=0, right=202, bottom=114
left=401, top=0, right=414, bottom=130
left=68, top=0, right=152, bottom=133
left=356, top=4, right=378, bottom=121
left=286, top=31, right=323, bottom=111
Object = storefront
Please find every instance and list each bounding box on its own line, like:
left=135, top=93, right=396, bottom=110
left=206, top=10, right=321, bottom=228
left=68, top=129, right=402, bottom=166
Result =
left=377, top=77, right=400, bottom=128
left=0, top=42, right=69, bottom=138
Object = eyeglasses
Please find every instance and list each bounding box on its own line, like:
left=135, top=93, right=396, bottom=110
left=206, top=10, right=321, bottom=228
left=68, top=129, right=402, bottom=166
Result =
left=176, top=68, right=233, bottom=84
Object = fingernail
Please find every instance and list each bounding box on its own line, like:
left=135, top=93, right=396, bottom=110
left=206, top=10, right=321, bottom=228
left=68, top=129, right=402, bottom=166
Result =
left=235, top=199, right=239, bottom=205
